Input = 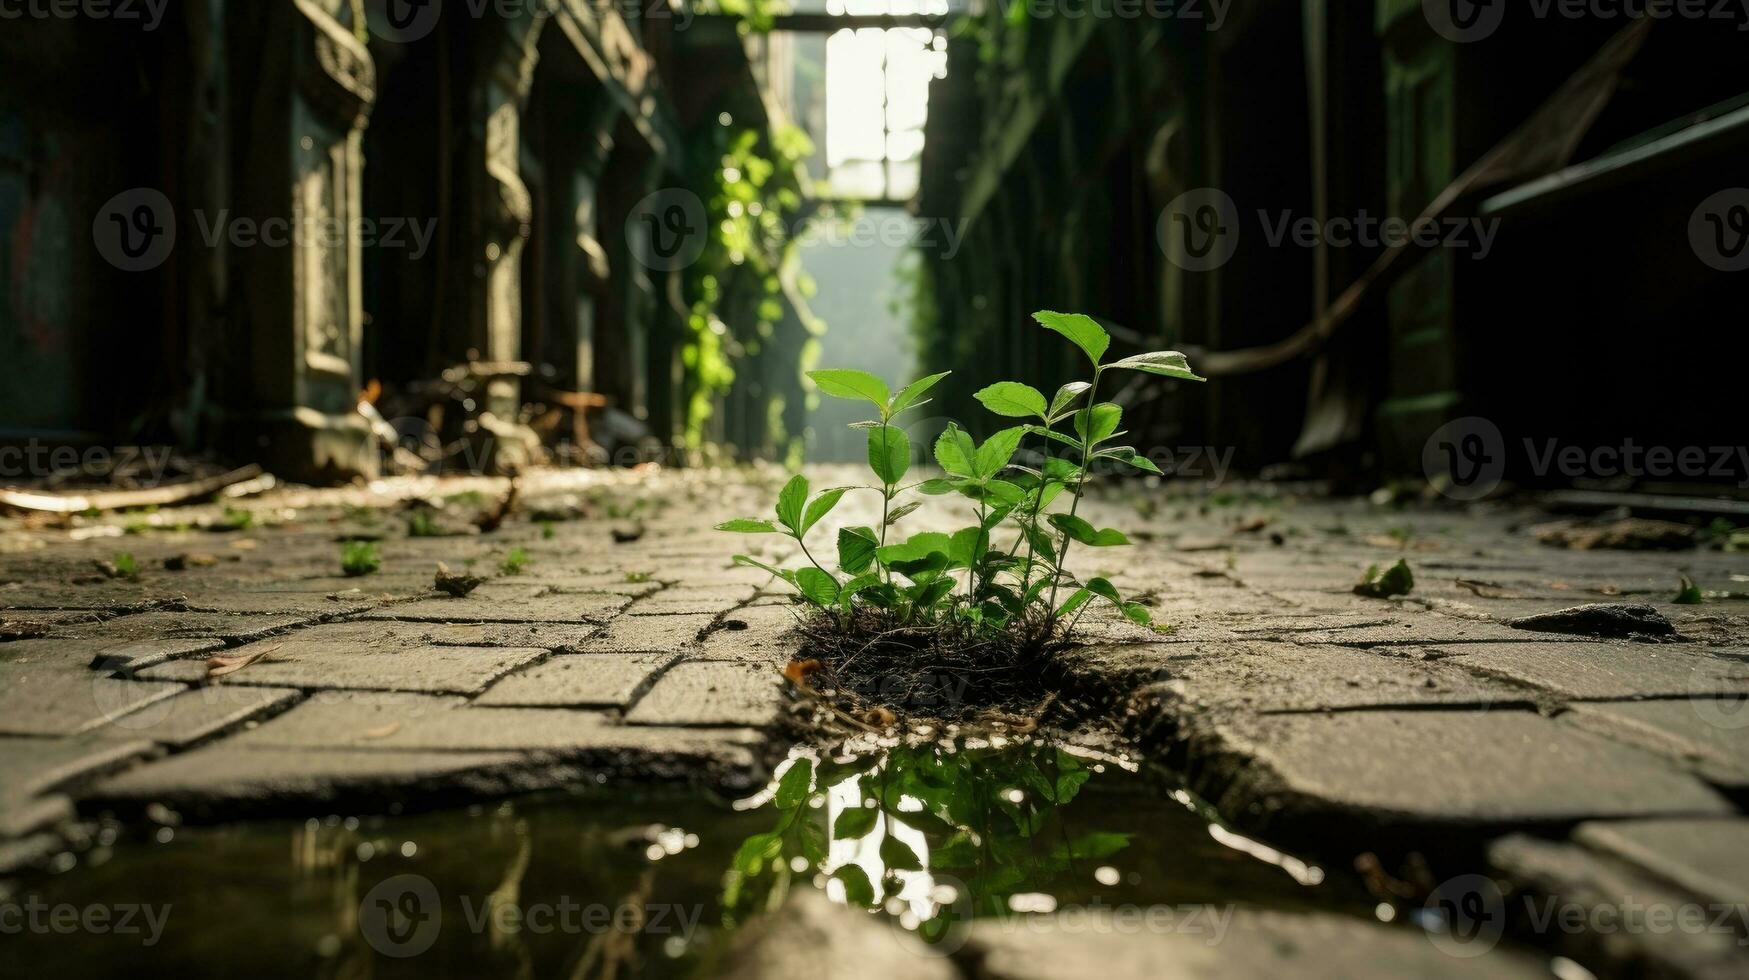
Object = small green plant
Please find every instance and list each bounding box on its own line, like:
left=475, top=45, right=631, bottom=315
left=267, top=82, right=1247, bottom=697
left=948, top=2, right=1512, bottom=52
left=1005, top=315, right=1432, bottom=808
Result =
left=218, top=506, right=255, bottom=531
left=405, top=509, right=441, bottom=538
left=340, top=540, right=380, bottom=577
left=1674, top=574, right=1705, bottom=605
left=112, top=552, right=139, bottom=581
left=500, top=547, right=530, bottom=575
left=1354, top=559, right=1414, bottom=598
left=718, top=310, right=1203, bottom=657
left=624, top=571, right=653, bottom=584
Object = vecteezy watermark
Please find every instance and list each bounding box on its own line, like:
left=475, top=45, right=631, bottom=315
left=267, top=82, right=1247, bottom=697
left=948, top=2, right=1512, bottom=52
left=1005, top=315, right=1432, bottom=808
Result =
left=1419, top=874, right=1749, bottom=957
left=0, top=442, right=176, bottom=483
left=0, top=897, right=172, bottom=946
left=369, top=0, right=692, bottom=44
left=1691, top=188, right=1749, bottom=272
left=93, top=189, right=176, bottom=272
left=1158, top=189, right=1499, bottom=271
left=1425, top=420, right=1749, bottom=499
left=626, top=188, right=708, bottom=272
left=357, top=874, right=706, bottom=958
left=191, top=210, right=436, bottom=260
left=1423, top=417, right=1507, bottom=501
left=1424, top=0, right=1749, bottom=43
left=795, top=214, right=970, bottom=259
left=93, top=189, right=438, bottom=271
left=0, top=0, right=169, bottom=30
left=983, top=0, right=1231, bottom=28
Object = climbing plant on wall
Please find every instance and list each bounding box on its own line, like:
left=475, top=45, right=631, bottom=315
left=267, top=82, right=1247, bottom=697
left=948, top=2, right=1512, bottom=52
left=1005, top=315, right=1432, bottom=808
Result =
left=681, top=120, right=822, bottom=452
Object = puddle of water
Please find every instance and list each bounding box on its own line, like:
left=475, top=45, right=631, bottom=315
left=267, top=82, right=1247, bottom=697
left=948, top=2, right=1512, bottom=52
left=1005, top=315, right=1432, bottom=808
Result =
left=1, top=739, right=1374, bottom=977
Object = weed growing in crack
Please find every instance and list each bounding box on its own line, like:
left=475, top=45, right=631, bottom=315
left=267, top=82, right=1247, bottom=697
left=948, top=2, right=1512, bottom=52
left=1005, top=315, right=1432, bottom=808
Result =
left=340, top=540, right=380, bottom=577
left=718, top=311, right=1203, bottom=695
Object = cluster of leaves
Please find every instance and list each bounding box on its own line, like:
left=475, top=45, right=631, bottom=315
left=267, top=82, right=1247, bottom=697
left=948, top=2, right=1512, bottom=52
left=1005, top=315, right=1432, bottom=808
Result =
left=681, top=121, right=821, bottom=452
left=718, top=311, right=1203, bottom=645
left=1353, top=558, right=1414, bottom=599
left=722, top=741, right=1127, bottom=934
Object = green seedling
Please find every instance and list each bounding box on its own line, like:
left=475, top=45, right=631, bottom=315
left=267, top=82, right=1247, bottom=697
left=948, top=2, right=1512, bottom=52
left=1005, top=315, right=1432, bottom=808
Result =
left=500, top=547, right=530, bottom=575
left=340, top=540, right=380, bottom=577
left=1354, top=559, right=1414, bottom=598
left=717, top=310, right=1203, bottom=646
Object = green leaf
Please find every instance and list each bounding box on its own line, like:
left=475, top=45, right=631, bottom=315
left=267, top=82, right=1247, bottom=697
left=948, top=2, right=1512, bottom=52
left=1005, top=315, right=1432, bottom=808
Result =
left=1033, top=310, right=1110, bottom=365
left=983, top=480, right=1026, bottom=505
left=734, top=555, right=794, bottom=586
left=1107, top=350, right=1205, bottom=382
left=1056, top=832, right=1132, bottom=862
left=877, top=531, right=953, bottom=565
left=837, top=526, right=879, bottom=574
left=801, top=488, right=850, bottom=534
left=1023, top=424, right=1084, bottom=453
left=832, top=864, right=876, bottom=906
left=808, top=369, right=890, bottom=408
left=1048, top=382, right=1092, bottom=418
left=934, top=426, right=977, bottom=477
left=879, top=834, right=923, bottom=871
left=1096, top=446, right=1163, bottom=475
left=948, top=526, right=987, bottom=568
left=776, top=474, right=809, bottom=533
left=1074, top=403, right=1123, bottom=445
left=774, top=757, right=815, bottom=809
left=974, top=381, right=1049, bottom=419
left=734, top=831, right=783, bottom=875
left=885, top=501, right=922, bottom=525
left=915, top=478, right=958, bottom=495
left=717, top=519, right=779, bottom=533
left=1056, top=587, right=1092, bottom=618
left=834, top=805, right=879, bottom=838
left=867, top=425, right=911, bottom=485
left=890, top=371, right=951, bottom=415
left=796, top=567, right=840, bottom=606
left=1353, top=558, right=1415, bottom=598
left=1049, top=514, right=1130, bottom=547
left=974, top=426, right=1027, bottom=479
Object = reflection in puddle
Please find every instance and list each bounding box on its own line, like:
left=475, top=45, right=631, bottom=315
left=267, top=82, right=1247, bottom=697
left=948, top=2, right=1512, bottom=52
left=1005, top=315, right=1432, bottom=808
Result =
left=1, top=739, right=1369, bottom=978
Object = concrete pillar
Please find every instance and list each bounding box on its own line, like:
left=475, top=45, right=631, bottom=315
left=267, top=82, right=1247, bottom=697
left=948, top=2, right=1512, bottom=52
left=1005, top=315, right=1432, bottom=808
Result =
left=227, top=0, right=379, bottom=481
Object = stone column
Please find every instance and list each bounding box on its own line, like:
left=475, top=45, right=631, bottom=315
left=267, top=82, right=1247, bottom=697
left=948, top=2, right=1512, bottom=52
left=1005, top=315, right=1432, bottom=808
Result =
left=228, top=0, right=378, bottom=480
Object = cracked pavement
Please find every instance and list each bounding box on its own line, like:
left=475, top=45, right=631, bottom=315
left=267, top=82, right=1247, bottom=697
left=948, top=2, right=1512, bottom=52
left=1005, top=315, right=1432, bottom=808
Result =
left=2, top=468, right=1747, bottom=975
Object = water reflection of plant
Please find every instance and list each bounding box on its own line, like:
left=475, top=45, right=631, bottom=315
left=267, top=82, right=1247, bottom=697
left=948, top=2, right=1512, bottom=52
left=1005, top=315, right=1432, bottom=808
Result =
left=721, top=740, right=1130, bottom=942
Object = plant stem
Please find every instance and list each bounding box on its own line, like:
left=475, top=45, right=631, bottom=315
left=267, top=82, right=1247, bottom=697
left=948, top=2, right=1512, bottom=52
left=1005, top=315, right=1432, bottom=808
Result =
left=1046, top=367, right=1102, bottom=624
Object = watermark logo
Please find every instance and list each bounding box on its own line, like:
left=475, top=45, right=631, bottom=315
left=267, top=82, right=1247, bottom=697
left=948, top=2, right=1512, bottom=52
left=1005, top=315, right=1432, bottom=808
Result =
left=1423, top=0, right=1505, bottom=42
left=1422, top=874, right=1506, bottom=957
left=0, top=0, right=169, bottom=30
left=628, top=189, right=708, bottom=272
left=373, top=0, right=442, bottom=42
left=1423, top=416, right=1506, bottom=500
left=359, top=874, right=442, bottom=958
left=1691, top=188, right=1749, bottom=272
left=1690, top=672, right=1749, bottom=731
left=0, top=897, right=171, bottom=946
left=1159, top=188, right=1240, bottom=272
left=93, top=188, right=175, bottom=272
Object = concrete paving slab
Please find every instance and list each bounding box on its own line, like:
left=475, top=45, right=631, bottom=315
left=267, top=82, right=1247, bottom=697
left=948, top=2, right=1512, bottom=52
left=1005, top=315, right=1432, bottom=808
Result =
left=626, top=661, right=785, bottom=727
left=1182, top=710, right=1733, bottom=842
left=361, top=589, right=632, bottom=624
left=87, top=686, right=302, bottom=746
left=0, top=665, right=187, bottom=736
left=138, top=645, right=548, bottom=695
left=966, top=906, right=1550, bottom=980
left=1563, top=700, right=1749, bottom=788
left=1437, top=643, right=1749, bottom=701
left=581, top=613, right=716, bottom=653
left=1572, top=818, right=1749, bottom=909
left=1072, top=642, right=1530, bottom=714
left=475, top=653, right=679, bottom=707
